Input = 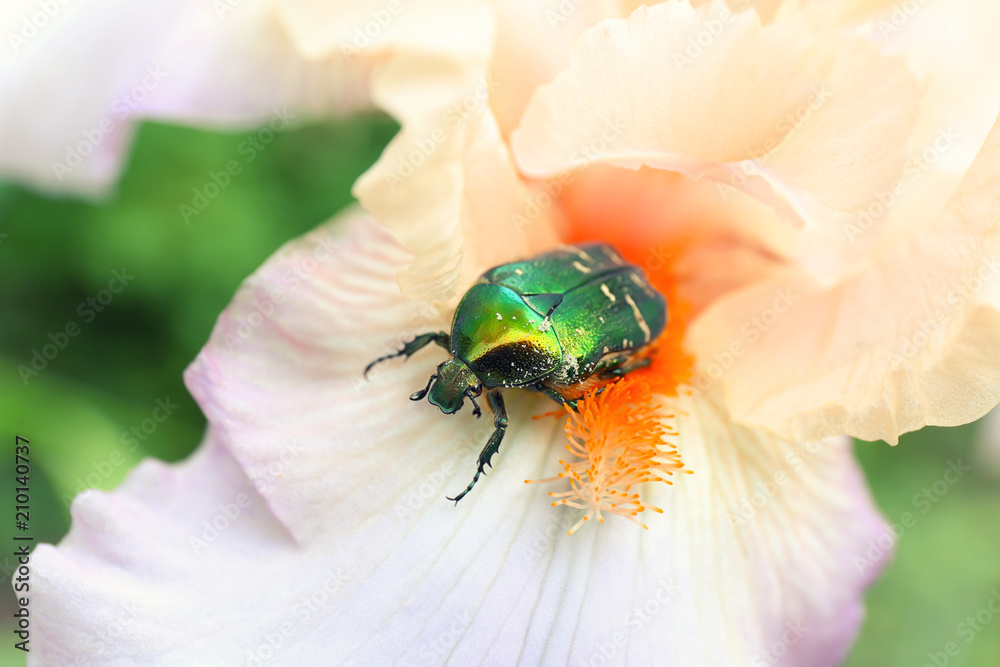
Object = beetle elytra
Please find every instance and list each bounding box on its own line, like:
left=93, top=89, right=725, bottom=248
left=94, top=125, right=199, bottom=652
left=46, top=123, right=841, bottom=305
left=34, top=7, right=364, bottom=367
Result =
left=365, top=243, right=667, bottom=502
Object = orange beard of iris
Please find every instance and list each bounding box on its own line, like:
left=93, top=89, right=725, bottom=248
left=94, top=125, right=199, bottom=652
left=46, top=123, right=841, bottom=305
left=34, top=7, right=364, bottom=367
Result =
left=526, top=375, right=691, bottom=535
left=525, top=167, right=698, bottom=534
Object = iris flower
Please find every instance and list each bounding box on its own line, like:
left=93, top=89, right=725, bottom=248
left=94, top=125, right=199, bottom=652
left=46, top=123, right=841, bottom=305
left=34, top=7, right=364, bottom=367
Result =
left=9, top=0, right=1000, bottom=664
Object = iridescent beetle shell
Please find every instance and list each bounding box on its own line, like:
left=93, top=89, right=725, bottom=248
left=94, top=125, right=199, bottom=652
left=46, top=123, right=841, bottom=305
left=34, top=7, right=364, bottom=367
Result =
left=365, top=243, right=667, bottom=502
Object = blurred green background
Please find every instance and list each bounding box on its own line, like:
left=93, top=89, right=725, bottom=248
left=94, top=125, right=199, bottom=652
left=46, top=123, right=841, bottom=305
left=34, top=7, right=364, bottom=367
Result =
left=1, top=115, right=998, bottom=667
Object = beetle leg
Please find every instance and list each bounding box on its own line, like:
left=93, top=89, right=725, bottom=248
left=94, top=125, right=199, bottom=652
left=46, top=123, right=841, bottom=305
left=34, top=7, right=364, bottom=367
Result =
left=447, top=391, right=508, bottom=504
left=529, top=383, right=576, bottom=408
left=601, top=357, right=652, bottom=378
left=466, top=391, right=483, bottom=418
left=364, top=331, right=450, bottom=378
left=593, top=357, right=626, bottom=377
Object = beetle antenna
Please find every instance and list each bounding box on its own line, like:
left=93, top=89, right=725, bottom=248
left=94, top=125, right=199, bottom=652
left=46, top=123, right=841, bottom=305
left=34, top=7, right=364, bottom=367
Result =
left=410, top=374, right=437, bottom=401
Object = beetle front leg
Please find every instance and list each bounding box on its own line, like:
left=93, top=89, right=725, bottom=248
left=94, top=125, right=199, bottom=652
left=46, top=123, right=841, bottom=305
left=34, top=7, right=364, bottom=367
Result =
left=364, top=331, right=450, bottom=378
left=447, top=390, right=508, bottom=504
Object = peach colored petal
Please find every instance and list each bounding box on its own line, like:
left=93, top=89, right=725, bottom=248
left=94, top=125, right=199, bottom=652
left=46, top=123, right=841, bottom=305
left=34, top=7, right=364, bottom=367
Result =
left=688, top=0, right=785, bottom=23
left=762, top=43, right=919, bottom=214
left=511, top=0, right=923, bottom=281
left=489, top=0, right=624, bottom=138
left=686, top=112, right=1000, bottom=443
left=353, top=51, right=558, bottom=302
left=277, top=0, right=492, bottom=61
left=513, top=2, right=836, bottom=171
left=553, top=164, right=795, bottom=315
left=864, top=0, right=1000, bottom=247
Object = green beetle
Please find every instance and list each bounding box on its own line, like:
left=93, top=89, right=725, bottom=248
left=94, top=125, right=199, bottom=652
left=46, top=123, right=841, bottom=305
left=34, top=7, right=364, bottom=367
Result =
left=365, top=243, right=667, bottom=502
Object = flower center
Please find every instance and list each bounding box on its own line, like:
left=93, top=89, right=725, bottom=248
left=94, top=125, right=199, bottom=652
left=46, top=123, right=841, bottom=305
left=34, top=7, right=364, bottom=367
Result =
left=527, top=373, right=692, bottom=535
left=526, top=227, right=695, bottom=534
left=522, top=163, right=778, bottom=532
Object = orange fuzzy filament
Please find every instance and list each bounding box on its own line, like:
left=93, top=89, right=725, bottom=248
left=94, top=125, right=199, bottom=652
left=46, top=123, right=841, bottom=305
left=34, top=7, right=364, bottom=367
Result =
left=527, top=375, right=691, bottom=535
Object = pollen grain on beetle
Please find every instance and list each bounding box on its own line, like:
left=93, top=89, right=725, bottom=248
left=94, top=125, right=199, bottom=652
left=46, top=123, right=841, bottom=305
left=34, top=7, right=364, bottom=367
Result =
left=527, top=375, right=691, bottom=535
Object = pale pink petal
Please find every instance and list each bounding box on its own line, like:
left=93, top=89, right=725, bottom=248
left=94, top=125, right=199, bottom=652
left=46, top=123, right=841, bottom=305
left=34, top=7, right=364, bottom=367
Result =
left=687, top=113, right=1000, bottom=443
left=31, top=435, right=295, bottom=665
left=184, top=207, right=559, bottom=545
left=186, top=208, right=464, bottom=544
left=649, top=392, right=889, bottom=666
left=0, top=0, right=370, bottom=195
left=34, top=212, right=891, bottom=665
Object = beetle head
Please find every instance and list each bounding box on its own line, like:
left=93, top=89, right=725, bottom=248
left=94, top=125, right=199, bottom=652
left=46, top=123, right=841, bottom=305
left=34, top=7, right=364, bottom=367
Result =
left=411, top=358, right=481, bottom=415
